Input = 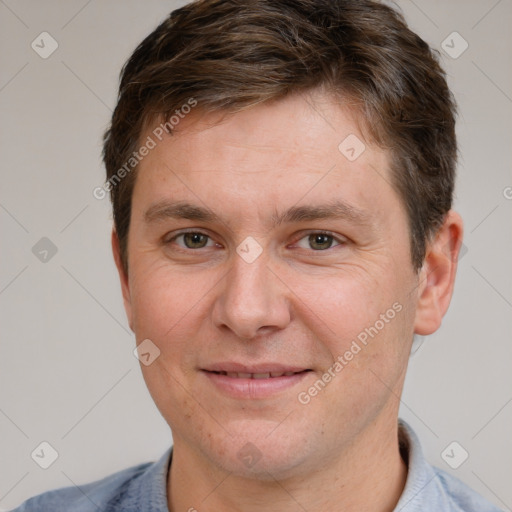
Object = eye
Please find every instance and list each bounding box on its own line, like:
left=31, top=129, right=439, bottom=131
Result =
left=294, top=231, right=343, bottom=251
left=167, top=231, right=216, bottom=249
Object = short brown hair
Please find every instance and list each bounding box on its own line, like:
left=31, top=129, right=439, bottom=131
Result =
left=102, top=0, right=457, bottom=273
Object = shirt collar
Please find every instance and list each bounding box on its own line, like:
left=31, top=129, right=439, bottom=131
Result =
left=394, top=418, right=443, bottom=511
left=130, top=447, right=172, bottom=511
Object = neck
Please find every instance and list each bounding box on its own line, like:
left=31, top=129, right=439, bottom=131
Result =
left=167, top=415, right=408, bottom=512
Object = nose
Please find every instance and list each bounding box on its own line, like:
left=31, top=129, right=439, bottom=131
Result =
left=211, top=249, right=291, bottom=340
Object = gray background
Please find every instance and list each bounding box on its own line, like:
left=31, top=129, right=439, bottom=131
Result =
left=0, top=0, right=510, bottom=510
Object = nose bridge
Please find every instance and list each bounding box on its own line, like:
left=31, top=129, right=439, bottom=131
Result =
left=213, top=248, right=290, bottom=339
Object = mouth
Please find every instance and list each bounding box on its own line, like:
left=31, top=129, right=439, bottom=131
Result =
left=201, top=365, right=312, bottom=399
left=209, top=370, right=308, bottom=379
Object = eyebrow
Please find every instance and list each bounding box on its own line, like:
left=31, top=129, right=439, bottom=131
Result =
left=144, top=199, right=372, bottom=229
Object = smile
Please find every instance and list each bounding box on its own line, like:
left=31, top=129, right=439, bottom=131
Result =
left=202, top=367, right=312, bottom=399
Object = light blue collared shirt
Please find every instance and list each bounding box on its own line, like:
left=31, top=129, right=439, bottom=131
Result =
left=12, top=419, right=502, bottom=511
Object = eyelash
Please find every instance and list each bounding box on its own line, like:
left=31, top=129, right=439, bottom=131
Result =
left=164, top=229, right=346, bottom=252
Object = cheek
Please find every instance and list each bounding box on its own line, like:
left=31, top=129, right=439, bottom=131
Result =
left=291, top=268, right=391, bottom=341
left=292, top=267, right=415, bottom=382
left=129, top=261, right=212, bottom=341
left=130, top=265, right=208, bottom=418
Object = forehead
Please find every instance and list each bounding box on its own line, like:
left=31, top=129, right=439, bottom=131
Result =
left=132, top=92, right=402, bottom=227
left=145, top=92, right=378, bottom=169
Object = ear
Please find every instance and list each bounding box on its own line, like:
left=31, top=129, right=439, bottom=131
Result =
left=413, top=210, right=464, bottom=336
left=111, top=229, right=134, bottom=331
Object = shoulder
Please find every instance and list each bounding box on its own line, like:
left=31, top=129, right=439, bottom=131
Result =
left=397, top=420, right=502, bottom=512
left=11, top=464, right=152, bottom=512
left=11, top=450, right=171, bottom=512
left=431, top=466, right=503, bottom=512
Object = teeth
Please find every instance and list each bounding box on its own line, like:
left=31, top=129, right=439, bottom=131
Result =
left=253, top=373, right=270, bottom=379
left=218, top=371, right=299, bottom=379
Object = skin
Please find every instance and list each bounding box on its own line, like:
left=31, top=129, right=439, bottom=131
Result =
left=112, top=90, right=463, bottom=512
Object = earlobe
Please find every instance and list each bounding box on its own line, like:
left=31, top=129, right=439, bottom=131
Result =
left=413, top=210, right=464, bottom=336
left=111, top=229, right=134, bottom=331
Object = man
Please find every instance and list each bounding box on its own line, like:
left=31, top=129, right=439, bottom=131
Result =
left=13, top=0, right=501, bottom=510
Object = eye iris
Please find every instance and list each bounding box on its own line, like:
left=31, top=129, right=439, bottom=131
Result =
left=309, top=233, right=332, bottom=250
left=184, top=233, right=208, bottom=248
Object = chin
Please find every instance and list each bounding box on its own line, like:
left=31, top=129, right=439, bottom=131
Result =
left=204, top=419, right=313, bottom=480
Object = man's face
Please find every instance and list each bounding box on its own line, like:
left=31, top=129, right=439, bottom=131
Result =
left=119, top=92, right=422, bottom=478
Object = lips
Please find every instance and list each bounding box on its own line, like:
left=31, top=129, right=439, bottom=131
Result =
left=201, top=364, right=312, bottom=399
